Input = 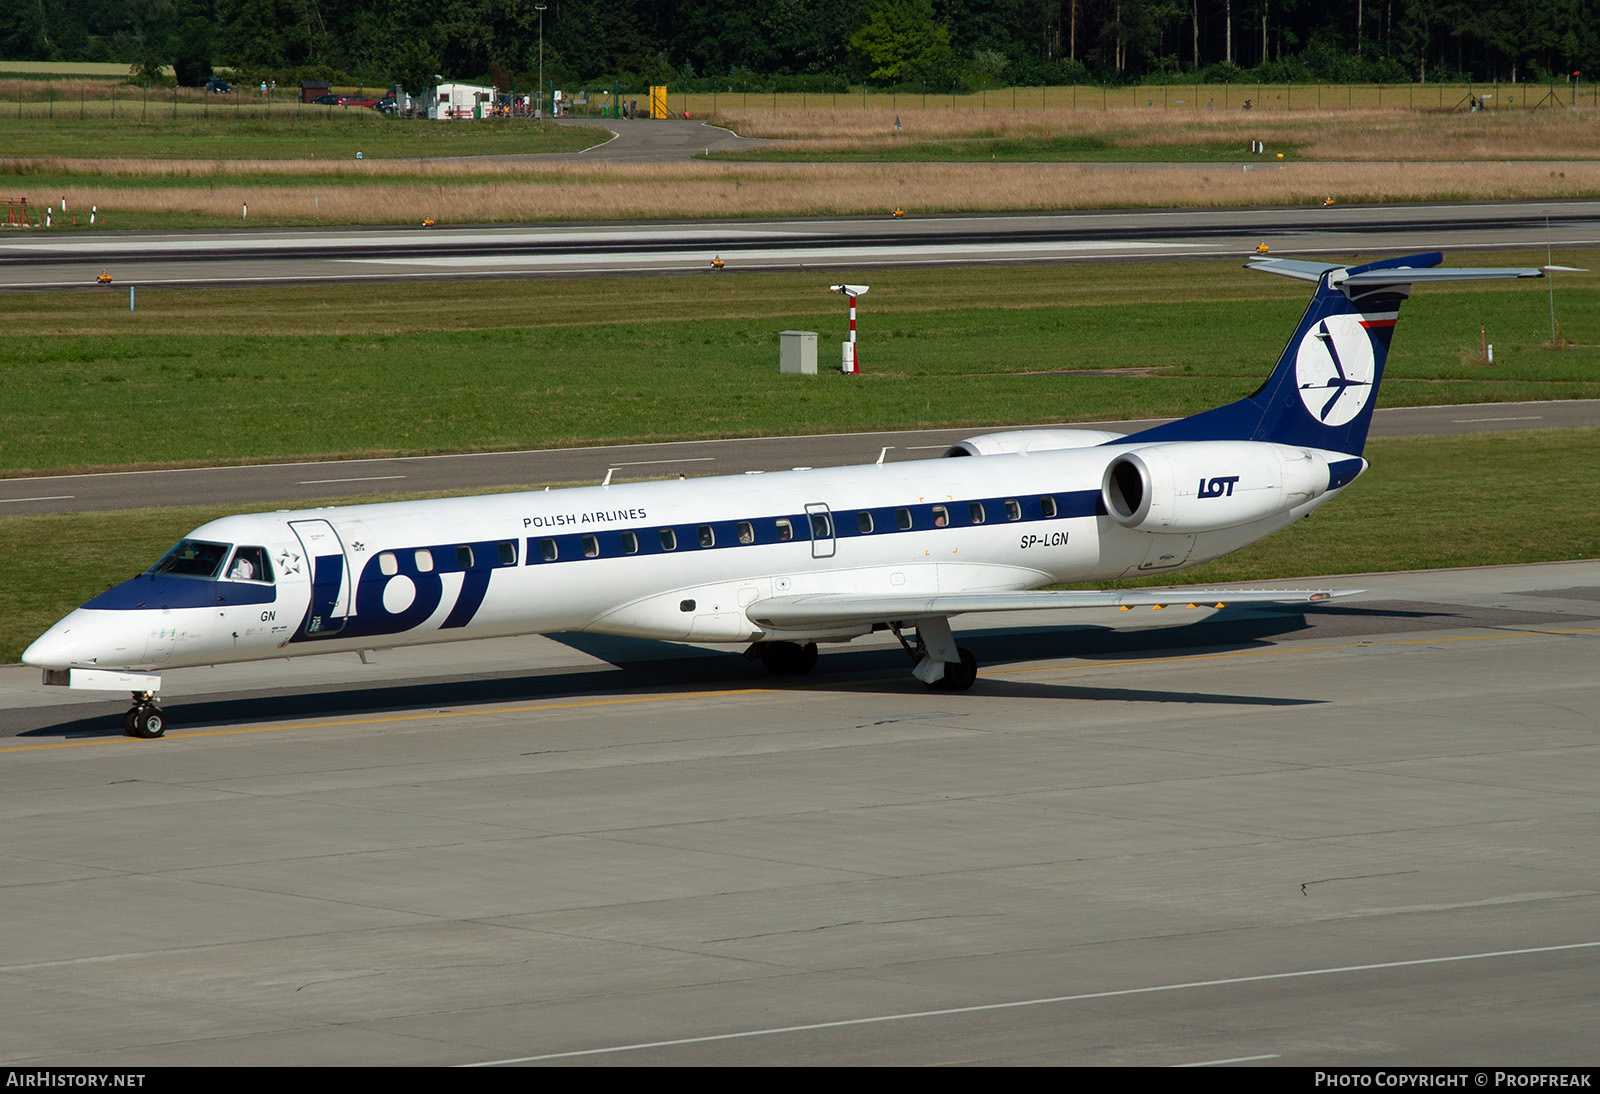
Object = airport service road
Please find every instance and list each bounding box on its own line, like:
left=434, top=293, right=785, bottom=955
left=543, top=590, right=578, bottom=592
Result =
left=2, top=400, right=1596, bottom=516
left=3, top=199, right=1599, bottom=290
left=1, top=560, right=1596, bottom=1065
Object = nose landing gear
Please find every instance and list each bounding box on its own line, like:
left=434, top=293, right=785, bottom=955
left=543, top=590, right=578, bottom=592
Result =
left=124, top=691, right=166, bottom=738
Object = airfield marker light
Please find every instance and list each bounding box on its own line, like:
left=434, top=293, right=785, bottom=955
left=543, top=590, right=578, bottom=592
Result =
left=242, top=203, right=247, bottom=219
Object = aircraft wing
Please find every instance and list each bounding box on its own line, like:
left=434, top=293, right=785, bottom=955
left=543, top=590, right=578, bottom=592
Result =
left=746, top=587, right=1357, bottom=630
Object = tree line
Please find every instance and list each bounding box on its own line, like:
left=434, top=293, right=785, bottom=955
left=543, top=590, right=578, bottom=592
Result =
left=6, top=0, right=1597, bottom=94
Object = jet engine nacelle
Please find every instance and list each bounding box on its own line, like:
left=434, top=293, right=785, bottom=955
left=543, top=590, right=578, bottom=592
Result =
left=944, top=428, right=1127, bottom=457
left=1101, top=441, right=1332, bottom=533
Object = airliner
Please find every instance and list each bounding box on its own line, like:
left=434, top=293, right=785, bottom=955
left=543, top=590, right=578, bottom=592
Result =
left=24, top=253, right=1541, bottom=738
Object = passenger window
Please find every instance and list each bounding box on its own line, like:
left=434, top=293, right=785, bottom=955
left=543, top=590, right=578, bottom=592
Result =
left=582, top=535, right=599, bottom=558
left=896, top=508, right=913, bottom=530
left=737, top=521, right=754, bottom=544
left=1040, top=496, right=1058, bottom=519
left=227, top=546, right=272, bottom=582
left=931, top=505, right=949, bottom=528
left=660, top=528, right=677, bottom=551
left=498, top=541, right=517, bottom=565
left=776, top=519, right=793, bottom=542
left=415, top=549, right=434, bottom=572
left=810, top=512, right=833, bottom=538
left=857, top=511, right=874, bottom=534
left=1004, top=499, right=1021, bottom=521
left=379, top=551, right=398, bottom=576
left=621, top=531, right=639, bottom=555
left=969, top=502, right=986, bottom=524
left=540, top=538, right=558, bottom=562
left=456, top=545, right=474, bottom=569
left=698, top=525, right=715, bottom=548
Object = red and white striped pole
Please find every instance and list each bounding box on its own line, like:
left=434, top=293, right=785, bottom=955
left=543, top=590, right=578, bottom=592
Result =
left=830, top=284, right=869, bottom=374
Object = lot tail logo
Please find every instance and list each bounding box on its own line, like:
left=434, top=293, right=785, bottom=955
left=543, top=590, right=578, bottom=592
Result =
left=1295, top=315, right=1376, bottom=427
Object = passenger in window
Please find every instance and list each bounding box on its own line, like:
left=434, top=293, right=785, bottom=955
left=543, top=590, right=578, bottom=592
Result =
left=229, top=547, right=269, bottom=581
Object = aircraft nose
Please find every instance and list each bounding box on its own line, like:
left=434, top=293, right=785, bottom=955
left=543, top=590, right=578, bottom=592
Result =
left=22, top=624, right=76, bottom=669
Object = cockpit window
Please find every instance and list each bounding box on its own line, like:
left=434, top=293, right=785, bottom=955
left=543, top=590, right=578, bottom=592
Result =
left=227, top=546, right=273, bottom=583
left=150, top=539, right=229, bottom=579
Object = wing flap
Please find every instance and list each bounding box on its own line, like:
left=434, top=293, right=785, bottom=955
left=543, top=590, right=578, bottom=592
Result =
left=747, top=588, right=1357, bottom=630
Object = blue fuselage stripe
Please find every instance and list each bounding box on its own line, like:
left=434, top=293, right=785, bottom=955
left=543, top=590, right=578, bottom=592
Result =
left=522, top=489, right=1101, bottom=564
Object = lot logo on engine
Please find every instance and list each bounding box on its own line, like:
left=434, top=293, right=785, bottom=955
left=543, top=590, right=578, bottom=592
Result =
left=1294, top=315, right=1375, bottom=427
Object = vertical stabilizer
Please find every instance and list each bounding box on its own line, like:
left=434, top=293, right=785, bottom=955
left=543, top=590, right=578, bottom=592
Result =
left=1116, top=252, right=1540, bottom=457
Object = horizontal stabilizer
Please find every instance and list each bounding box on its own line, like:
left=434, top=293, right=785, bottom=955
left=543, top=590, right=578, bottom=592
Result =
left=1242, top=258, right=1341, bottom=282
left=748, top=588, right=1358, bottom=630
left=1341, top=266, right=1543, bottom=285
left=1247, top=253, right=1543, bottom=293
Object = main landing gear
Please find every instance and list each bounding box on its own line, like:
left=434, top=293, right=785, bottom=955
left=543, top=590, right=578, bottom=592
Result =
left=750, top=640, right=819, bottom=676
left=123, top=691, right=166, bottom=739
left=747, top=622, right=979, bottom=692
left=889, top=623, right=978, bottom=692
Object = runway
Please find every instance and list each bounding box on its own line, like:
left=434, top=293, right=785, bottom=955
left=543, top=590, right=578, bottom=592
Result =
left=3, top=199, right=1599, bottom=290
left=4, top=400, right=1597, bottom=516
left=2, top=560, right=1596, bottom=1065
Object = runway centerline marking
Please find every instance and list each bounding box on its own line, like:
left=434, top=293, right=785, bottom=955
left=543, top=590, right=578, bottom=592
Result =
left=608, top=457, right=715, bottom=467
left=463, top=941, right=1600, bottom=1065
left=0, top=495, right=75, bottom=504
left=296, top=475, right=408, bottom=484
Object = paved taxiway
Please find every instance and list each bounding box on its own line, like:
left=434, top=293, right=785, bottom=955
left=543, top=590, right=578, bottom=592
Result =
left=2, top=560, right=1596, bottom=1065
left=4, top=199, right=1599, bottom=290
left=5, top=400, right=1597, bottom=516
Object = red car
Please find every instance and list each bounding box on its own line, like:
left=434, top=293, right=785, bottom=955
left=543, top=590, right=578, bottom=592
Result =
left=338, top=97, right=378, bottom=108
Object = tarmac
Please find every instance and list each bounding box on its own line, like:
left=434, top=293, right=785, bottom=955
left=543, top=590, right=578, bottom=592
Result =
left=2, top=560, right=1597, bottom=1065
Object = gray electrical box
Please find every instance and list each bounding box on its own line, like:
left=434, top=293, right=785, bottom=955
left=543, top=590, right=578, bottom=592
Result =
left=780, top=330, right=818, bottom=375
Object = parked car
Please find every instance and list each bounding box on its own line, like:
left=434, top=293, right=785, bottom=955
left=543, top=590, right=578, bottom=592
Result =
left=338, top=97, right=378, bottom=109
left=205, top=78, right=232, bottom=93
left=308, top=93, right=339, bottom=105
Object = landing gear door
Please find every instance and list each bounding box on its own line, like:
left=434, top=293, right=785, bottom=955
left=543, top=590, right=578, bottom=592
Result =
left=806, top=503, right=836, bottom=559
left=289, top=519, right=351, bottom=636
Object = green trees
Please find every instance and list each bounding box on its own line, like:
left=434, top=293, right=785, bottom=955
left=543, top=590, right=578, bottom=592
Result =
left=8, top=0, right=1600, bottom=89
left=849, top=0, right=953, bottom=84
left=172, top=18, right=215, bottom=86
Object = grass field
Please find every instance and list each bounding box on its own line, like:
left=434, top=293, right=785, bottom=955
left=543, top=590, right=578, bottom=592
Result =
left=705, top=105, right=1600, bottom=163
left=5, top=259, right=1596, bottom=476
left=5, top=93, right=1600, bottom=226
left=3, top=427, right=1596, bottom=665
left=12, top=159, right=1600, bottom=229
left=0, top=110, right=602, bottom=160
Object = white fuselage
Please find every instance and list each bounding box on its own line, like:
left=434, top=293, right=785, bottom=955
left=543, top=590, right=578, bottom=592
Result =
left=23, top=442, right=1344, bottom=675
